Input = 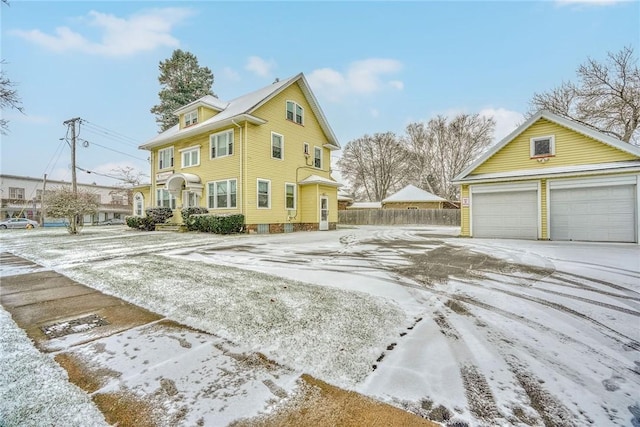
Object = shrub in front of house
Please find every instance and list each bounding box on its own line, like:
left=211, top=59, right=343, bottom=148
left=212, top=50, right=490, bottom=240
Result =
left=125, top=208, right=173, bottom=231
left=145, top=207, right=174, bottom=224
left=125, top=216, right=156, bottom=231
left=191, top=213, right=244, bottom=234
left=181, top=207, right=210, bottom=231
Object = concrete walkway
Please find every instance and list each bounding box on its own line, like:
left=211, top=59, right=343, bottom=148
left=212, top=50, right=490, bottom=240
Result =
left=0, top=253, right=436, bottom=426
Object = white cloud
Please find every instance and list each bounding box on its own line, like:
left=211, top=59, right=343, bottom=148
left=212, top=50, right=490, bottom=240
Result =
left=370, top=108, right=380, bottom=118
left=10, top=8, right=192, bottom=57
left=479, top=107, right=524, bottom=142
left=389, top=80, right=404, bottom=90
left=308, top=58, right=403, bottom=101
left=222, top=67, right=241, bottom=81
left=245, top=56, right=276, bottom=77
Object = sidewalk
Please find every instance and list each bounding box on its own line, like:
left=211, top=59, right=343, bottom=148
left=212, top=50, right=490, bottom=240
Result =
left=0, top=253, right=436, bottom=426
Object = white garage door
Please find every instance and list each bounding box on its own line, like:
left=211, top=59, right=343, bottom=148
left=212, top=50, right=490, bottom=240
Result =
left=550, top=185, right=636, bottom=243
left=472, top=190, right=538, bottom=239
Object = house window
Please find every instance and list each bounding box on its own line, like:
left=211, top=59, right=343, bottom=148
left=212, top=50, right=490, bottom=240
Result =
left=134, top=193, right=144, bottom=216
left=314, top=146, right=322, bottom=169
left=303, top=142, right=310, bottom=157
left=183, top=191, right=199, bottom=208
left=530, top=135, right=555, bottom=158
left=184, top=110, right=198, bottom=127
left=9, top=187, right=25, bottom=199
left=208, top=179, right=237, bottom=209
left=181, top=146, right=200, bottom=168
left=272, top=132, right=284, bottom=160
left=156, top=189, right=176, bottom=209
left=210, top=130, right=233, bottom=159
left=286, top=100, right=304, bottom=125
left=111, top=195, right=124, bottom=205
left=285, top=183, right=296, bottom=210
left=158, top=147, right=174, bottom=170
left=36, top=189, right=43, bottom=201
left=257, top=179, right=271, bottom=209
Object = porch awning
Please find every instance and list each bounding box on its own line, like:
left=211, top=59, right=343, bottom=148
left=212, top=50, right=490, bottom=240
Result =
left=165, top=173, right=204, bottom=197
left=298, top=174, right=342, bottom=187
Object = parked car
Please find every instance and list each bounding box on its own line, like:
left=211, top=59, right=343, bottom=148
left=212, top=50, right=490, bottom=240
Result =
left=100, top=218, right=125, bottom=226
left=0, top=218, right=40, bottom=229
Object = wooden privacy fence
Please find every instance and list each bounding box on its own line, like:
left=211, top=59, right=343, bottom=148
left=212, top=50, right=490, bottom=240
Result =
left=338, top=209, right=460, bottom=226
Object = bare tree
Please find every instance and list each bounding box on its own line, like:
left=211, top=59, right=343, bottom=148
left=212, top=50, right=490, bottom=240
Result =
left=45, top=187, right=99, bottom=234
left=403, top=114, right=495, bottom=200
left=0, top=60, right=24, bottom=135
left=337, top=132, right=406, bottom=201
left=529, top=46, right=640, bottom=144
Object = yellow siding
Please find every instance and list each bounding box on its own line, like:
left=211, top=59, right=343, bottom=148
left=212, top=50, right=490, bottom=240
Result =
left=243, top=83, right=335, bottom=225
left=460, top=185, right=470, bottom=236
left=149, top=80, right=338, bottom=228
left=473, top=118, right=637, bottom=175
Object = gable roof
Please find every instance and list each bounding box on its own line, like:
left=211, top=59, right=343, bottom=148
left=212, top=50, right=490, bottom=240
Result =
left=140, top=73, right=340, bottom=150
left=452, top=110, right=640, bottom=183
left=382, top=184, right=446, bottom=203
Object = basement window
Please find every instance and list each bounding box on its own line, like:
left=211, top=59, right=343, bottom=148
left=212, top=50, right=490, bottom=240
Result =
left=530, top=135, right=555, bottom=158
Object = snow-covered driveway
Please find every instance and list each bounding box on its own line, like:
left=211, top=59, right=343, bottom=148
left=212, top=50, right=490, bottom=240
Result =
left=1, top=225, right=639, bottom=426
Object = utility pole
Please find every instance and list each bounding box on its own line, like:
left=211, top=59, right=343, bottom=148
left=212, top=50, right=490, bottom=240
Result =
left=41, top=173, right=47, bottom=227
left=63, top=117, right=81, bottom=233
left=63, top=117, right=81, bottom=195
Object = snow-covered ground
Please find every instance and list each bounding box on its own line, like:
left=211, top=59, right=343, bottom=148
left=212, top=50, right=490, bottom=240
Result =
left=1, top=226, right=639, bottom=426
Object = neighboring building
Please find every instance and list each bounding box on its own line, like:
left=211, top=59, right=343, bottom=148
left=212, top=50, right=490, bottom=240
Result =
left=381, top=184, right=448, bottom=209
left=452, top=110, right=640, bottom=243
left=347, top=202, right=383, bottom=210
left=337, top=188, right=354, bottom=210
left=137, top=73, right=341, bottom=232
left=0, top=174, right=132, bottom=225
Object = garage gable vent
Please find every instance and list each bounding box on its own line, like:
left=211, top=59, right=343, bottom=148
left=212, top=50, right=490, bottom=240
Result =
left=530, top=135, right=555, bottom=158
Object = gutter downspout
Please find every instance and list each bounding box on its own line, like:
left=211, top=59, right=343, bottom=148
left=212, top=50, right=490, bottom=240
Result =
left=231, top=120, right=243, bottom=216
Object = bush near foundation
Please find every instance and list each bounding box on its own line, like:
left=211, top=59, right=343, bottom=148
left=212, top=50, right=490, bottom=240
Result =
left=191, top=214, right=244, bottom=234
left=126, top=208, right=174, bottom=231
left=181, top=207, right=210, bottom=231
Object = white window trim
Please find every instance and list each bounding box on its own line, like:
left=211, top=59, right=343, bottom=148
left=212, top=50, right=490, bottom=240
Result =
left=156, top=188, right=176, bottom=209
left=184, top=110, right=198, bottom=127
left=180, top=145, right=201, bottom=168
left=303, top=142, right=310, bottom=157
left=207, top=179, right=237, bottom=209
left=158, top=146, right=174, bottom=170
left=257, top=178, right=271, bottom=209
left=530, top=135, right=555, bottom=158
left=210, top=130, right=234, bottom=159
left=271, top=132, right=284, bottom=160
left=286, top=100, right=304, bottom=125
left=285, top=182, right=297, bottom=210
left=313, top=146, right=322, bottom=169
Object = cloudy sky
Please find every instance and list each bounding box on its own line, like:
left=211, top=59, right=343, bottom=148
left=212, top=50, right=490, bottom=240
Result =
left=1, top=0, right=638, bottom=186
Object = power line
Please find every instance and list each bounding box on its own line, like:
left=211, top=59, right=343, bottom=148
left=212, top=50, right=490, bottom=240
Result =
left=76, top=166, right=149, bottom=182
left=80, top=120, right=141, bottom=147
left=78, top=138, right=149, bottom=162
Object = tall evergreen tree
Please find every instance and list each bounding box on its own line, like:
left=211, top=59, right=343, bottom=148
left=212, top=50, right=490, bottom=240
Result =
left=150, top=49, right=215, bottom=132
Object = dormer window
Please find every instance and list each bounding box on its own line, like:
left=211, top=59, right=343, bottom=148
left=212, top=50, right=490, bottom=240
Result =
left=530, top=135, right=555, bottom=158
left=286, top=101, right=303, bottom=125
left=184, top=110, right=198, bottom=127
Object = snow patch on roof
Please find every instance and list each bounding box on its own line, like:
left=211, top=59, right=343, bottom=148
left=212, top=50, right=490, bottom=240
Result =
left=383, top=184, right=446, bottom=203
left=298, top=174, right=341, bottom=187
left=348, top=202, right=382, bottom=209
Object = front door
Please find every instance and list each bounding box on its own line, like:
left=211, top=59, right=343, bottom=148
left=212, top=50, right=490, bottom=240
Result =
left=319, top=196, right=329, bottom=231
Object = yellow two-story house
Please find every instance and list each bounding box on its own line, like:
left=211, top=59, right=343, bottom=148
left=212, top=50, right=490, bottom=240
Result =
left=136, top=73, right=341, bottom=233
left=452, top=110, right=640, bottom=243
